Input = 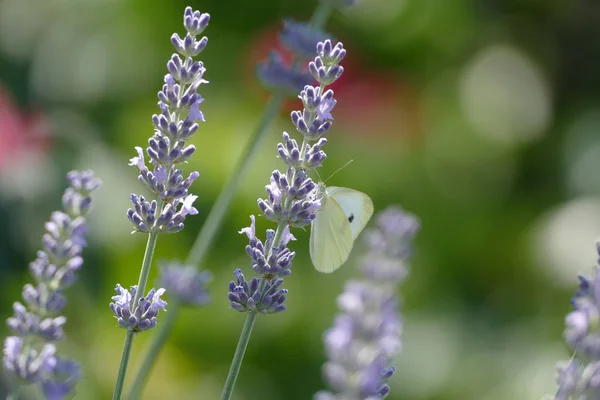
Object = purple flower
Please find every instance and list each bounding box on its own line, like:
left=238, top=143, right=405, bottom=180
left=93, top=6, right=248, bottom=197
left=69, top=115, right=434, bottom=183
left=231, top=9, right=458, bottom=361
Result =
left=291, top=85, right=336, bottom=140
left=228, top=270, right=287, bottom=314
left=3, top=170, right=100, bottom=397
left=256, top=51, right=314, bottom=96
left=279, top=19, right=333, bottom=60
left=257, top=15, right=336, bottom=95
left=239, top=216, right=296, bottom=278
left=127, top=5, right=209, bottom=234
left=109, top=285, right=168, bottom=332
left=230, top=40, right=348, bottom=313
left=316, top=206, right=419, bottom=399
left=552, top=244, right=600, bottom=399
left=158, top=261, right=212, bottom=306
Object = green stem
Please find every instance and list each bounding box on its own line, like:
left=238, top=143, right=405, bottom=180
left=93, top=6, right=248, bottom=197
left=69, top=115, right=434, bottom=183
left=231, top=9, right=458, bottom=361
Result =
left=132, top=228, right=161, bottom=305
left=127, top=300, right=180, bottom=400
left=186, top=92, right=285, bottom=267
left=309, top=1, right=335, bottom=27
left=113, top=331, right=135, bottom=400
left=220, top=311, right=258, bottom=400
left=112, top=230, right=160, bottom=400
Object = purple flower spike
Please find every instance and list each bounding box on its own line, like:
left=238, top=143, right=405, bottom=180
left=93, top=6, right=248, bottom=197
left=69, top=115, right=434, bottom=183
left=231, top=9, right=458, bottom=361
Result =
left=256, top=51, right=314, bottom=96
left=279, top=19, right=333, bottom=60
left=158, top=261, right=212, bottom=306
left=551, top=243, right=600, bottom=398
left=3, top=171, right=99, bottom=397
left=127, top=7, right=209, bottom=234
left=316, top=206, right=420, bottom=399
left=231, top=40, right=349, bottom=314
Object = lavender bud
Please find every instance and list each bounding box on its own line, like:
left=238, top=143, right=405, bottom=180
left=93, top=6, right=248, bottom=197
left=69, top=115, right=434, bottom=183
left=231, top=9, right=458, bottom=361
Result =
left=41, top=357, right=81, bottom=399
left=183, top=6, right=210, bottom=36
left=3, top=337, right=56, bottom=382
left=227, top=270, right=287, bottom=314
left=316, top=40, right=347, bottom=66
left=109, top=285, right=168, bottom=332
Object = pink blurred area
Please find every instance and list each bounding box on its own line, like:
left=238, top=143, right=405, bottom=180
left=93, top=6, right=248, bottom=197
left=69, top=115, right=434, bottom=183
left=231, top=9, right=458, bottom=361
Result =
left=0, top=86, right=51, bottom=175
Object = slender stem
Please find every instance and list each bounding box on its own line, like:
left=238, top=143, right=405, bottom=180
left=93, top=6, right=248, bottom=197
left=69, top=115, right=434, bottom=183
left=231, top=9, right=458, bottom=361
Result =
left=186, top=92, right=285, bottom=267
left=267, top=220, right=288, bottom=258
left=221, top=311, right=258, bottom=400
left=6, top=385, right=19, bottom=400
left=132, top=228, right=161, bottom=305
left=309, top=1, right=334, bottom=27
left=113, top=331, right=135, bottom=400
left=127, top=300, right=180, bottom=400
left=112, top=230, right=160, bottom=400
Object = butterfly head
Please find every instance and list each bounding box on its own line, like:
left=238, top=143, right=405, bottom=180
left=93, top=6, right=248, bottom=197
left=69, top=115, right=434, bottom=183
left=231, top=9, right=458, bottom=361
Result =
left=315, top=182, right=329, bottom=204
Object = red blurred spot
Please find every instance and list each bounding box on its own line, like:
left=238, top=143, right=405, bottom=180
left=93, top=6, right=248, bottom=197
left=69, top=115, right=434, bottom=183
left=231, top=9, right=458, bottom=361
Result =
left=0, top=86, right=51, bottom=174
left=243, top=23, right=422, bottom=143
left=334, top=70, right=423, bottom=143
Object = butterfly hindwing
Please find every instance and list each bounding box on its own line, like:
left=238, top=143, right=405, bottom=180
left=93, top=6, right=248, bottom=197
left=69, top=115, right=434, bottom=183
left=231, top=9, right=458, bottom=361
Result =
left=309, top=192, right=354, bottom=273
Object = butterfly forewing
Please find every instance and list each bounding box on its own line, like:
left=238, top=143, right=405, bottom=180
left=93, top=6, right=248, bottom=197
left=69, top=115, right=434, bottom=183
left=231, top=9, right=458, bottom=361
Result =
left=326, top=186, right=374, bottom=239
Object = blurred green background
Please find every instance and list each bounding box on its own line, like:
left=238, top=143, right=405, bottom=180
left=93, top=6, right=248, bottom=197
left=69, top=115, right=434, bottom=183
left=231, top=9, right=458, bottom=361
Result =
left=1, top=0, right=598, bottom=398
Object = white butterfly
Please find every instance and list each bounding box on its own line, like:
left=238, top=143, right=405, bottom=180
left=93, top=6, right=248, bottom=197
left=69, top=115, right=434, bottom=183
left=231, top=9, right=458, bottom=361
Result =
left=309, top=183, right=374, bottom=273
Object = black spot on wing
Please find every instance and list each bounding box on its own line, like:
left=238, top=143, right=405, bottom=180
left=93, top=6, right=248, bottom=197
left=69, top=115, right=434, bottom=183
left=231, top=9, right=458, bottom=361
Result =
left=348, top=214, right=354, bottom=223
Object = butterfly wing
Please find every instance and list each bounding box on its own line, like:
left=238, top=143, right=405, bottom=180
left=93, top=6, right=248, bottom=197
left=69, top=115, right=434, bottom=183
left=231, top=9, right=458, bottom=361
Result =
left=309, top=194, right=354, bottom=273
left=327, top=186, right=374, bottom=239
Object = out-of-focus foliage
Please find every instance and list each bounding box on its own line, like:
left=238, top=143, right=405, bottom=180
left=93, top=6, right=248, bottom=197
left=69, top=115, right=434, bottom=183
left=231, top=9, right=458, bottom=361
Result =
left=0, top=0, right=598, bottom=398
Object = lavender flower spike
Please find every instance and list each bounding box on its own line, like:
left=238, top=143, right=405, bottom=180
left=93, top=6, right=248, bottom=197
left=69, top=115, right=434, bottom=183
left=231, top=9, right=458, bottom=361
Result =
left=229, top=40, right=347, bottom=313
left=127, top=5, right=209, bottom=234
left=257, top=20, right=332, bottom=95
left=112, top=8, right=211, bottom=400
left=315, top=206, right=420, bottom=400
left=3, top=170, right=100, bottom=399
left=158, top=261, right=212, bottom=306
left=551, top=244, right=600, bottom=399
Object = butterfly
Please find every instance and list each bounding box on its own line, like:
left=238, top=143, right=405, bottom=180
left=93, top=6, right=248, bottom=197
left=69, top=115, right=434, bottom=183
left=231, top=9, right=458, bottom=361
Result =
left=309, top=183, right=374, bottom=273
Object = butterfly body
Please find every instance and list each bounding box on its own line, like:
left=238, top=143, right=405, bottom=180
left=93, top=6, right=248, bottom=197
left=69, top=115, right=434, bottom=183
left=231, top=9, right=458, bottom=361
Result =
left=309, top=184, right=374, bottom=273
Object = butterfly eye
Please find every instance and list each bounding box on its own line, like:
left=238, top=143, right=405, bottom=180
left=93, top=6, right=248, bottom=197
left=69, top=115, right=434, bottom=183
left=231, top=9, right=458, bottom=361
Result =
left=348, top=214, right=354, bottom=223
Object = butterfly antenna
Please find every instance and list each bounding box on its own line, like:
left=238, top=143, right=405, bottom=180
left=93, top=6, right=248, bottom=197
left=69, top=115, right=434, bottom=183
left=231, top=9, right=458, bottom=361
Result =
left=314, top=168, right=323, bottom=183
left=324, top=159, right=354, bottom=183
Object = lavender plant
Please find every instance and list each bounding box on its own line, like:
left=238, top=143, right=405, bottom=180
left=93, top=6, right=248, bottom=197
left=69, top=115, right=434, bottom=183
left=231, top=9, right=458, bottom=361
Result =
left=129, top=1, right=349, bottom=397
left=223, top=38, right=347, bottom=400
left=315, top=206, right=420, bottom=399
left=3, top=170, right=100, bottom=399
left=111, top=6, right=210, bottom=399
left=552, top=246, right=600, bottom=400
